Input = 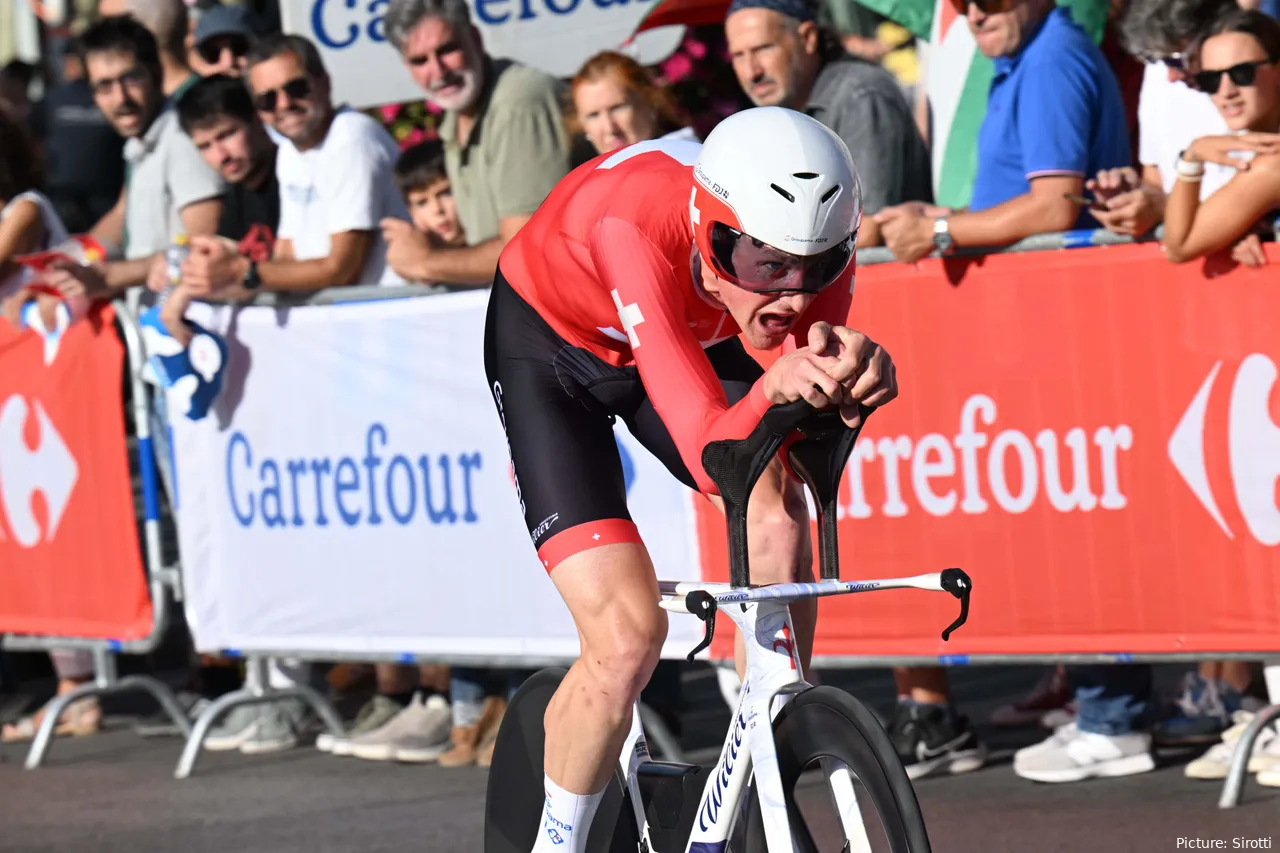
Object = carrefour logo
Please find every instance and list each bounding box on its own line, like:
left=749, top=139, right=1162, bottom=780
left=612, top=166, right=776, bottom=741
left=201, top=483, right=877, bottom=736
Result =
left=1168, top=353, right=1280, bottom=545
left=226, top=423, right=481, bottom=529
left=0, top=395, right=78, bottom=548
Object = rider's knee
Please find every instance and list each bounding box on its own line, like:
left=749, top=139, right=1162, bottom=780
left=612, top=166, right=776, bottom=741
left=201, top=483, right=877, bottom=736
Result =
left=581, top=605, right=667, bottom=702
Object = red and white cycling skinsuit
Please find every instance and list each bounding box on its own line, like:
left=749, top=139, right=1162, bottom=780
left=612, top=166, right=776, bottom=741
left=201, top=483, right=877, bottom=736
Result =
left=484, top=139, right=854, bottom=571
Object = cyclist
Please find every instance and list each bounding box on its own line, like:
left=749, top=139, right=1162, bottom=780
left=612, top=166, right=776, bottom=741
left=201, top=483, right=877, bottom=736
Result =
left=484, top=105, right=898, bottom=853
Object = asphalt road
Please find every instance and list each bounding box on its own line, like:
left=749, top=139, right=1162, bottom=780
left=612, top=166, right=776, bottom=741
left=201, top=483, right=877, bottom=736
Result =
left=1, top=664, right=1276, bottom=853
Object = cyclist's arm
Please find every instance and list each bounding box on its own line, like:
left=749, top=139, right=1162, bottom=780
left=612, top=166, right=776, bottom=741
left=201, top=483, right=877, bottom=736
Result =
left=590, top=217, right=773, bottom=496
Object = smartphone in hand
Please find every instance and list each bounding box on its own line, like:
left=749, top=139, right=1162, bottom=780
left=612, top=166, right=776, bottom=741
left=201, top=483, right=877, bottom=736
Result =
left=1063, top=192, right=1108, bottom=212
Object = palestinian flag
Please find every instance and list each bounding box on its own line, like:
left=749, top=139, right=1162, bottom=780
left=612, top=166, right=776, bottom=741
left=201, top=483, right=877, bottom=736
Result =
left=848, top=0, right=1110, bottom=208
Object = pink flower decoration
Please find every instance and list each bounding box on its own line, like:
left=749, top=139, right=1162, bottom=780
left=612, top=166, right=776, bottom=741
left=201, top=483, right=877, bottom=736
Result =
left=401, top=128, right=428, bottom=150
left=684, top=38, right=707, bottom=59
left=662, top=53, right=694, bottom=83
left=381, top=103, right=401, bottom=122
left=423, top=99, right=443, bottom=115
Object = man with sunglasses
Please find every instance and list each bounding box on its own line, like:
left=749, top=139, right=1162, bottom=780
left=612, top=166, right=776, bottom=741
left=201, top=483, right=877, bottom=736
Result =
left=181, top=33, right=409, bottom=294
left=485, top=107, right=898, bottom=853
left=874, top=0, right=1130, bottom=263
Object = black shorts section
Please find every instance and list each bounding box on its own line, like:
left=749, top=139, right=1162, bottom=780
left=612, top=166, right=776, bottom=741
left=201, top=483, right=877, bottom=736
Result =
left=482, top=269, right=763, bottom=550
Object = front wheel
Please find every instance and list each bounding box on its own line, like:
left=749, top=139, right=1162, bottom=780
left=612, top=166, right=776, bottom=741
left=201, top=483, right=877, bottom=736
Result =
left=483, top=667, right=640, bottom=853
left=742, top=686, right=931, bottom=853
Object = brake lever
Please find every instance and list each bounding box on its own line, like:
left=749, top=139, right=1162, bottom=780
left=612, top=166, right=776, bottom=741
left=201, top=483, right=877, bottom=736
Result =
left=938, top=568, right=971, bottom=642
left=684, top=590, right=718, bottom=663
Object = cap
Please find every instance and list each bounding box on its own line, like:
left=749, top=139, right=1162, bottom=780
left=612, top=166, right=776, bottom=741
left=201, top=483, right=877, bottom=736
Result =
left=194, top=3, right=262, bottom=45
left=725, top=0, right=816, bottom=23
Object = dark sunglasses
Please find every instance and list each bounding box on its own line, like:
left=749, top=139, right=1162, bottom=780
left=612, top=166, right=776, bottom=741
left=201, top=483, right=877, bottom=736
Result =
left=1192, top=59, right=1272, bottom=93
left=253, top=77, right=312, bottom=113
left=947, top=0, right=1017, bottom=14
left=197, top=33, right=251, bottom=66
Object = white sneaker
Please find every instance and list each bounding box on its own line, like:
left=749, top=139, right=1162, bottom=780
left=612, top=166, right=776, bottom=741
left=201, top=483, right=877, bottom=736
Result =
left=1014, top=722, right=1155, bottom=783
left=349, top=693, right=450, bottom=761
left=318, top=695, right=405, bottom=755
left=393, top=696, right=454, bottom=763
left=203, top=705, right=264, bottom=751
left=1185, top=712, right=1278, bottom=780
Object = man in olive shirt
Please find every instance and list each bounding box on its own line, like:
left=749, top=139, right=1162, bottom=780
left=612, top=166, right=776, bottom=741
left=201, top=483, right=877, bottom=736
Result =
left=381, top=0, right=571, bottom=287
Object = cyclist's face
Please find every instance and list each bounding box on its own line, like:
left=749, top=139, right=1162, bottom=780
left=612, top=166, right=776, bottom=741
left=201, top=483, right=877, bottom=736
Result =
left=699, top=260, right=817, bottom=350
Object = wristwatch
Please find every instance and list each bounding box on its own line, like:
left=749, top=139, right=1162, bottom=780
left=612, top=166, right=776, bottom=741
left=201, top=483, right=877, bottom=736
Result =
left=243, top=258, right=262, bottom=291
left=932, top=217, right=955, bottom=256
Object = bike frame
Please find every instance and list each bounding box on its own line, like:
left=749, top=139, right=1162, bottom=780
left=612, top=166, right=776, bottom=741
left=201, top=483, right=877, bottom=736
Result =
left=616, top=572, right=959, bottom=853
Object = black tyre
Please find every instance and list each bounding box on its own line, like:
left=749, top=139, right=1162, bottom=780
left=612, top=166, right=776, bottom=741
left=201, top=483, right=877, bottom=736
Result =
left=484, top=667, right=640, bottom=853
left=742, top=686, right=931, bottom=853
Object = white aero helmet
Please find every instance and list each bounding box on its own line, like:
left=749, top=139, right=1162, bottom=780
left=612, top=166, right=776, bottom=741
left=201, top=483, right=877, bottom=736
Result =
left=691, top=106, right=862, bottom=294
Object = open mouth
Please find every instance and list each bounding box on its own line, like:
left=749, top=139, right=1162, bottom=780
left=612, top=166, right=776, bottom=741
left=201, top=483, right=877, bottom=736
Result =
left=757, top=312, right=796, bottom=335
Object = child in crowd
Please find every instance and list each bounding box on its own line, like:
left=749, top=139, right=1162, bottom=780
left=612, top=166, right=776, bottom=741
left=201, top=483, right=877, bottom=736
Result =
left=393, top=140, right=466, bottom=252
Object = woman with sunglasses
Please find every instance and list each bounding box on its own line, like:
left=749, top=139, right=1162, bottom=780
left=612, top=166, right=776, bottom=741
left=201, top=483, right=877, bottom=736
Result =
left=1162, top=7, right=1280, bottom=263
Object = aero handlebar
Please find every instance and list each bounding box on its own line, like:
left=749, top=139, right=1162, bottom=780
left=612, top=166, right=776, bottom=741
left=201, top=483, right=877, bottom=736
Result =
left=696, top=399, right=971, bottom=653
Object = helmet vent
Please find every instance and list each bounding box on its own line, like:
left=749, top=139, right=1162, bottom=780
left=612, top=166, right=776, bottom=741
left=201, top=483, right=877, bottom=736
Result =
left=770, top=184, right=796, bottom=203
left=820, top=185, right=840, bottom=204
left=792, top=172, right=819, bottom=180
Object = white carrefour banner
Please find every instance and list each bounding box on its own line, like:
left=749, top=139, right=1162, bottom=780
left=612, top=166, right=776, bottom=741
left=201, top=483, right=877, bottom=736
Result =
left=170, top=290, right=706, bottom=661
left=283, top=0, right=687, bottom=109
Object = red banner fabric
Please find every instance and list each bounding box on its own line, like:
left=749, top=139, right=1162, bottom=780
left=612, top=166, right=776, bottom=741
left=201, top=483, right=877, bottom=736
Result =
left=0, top=303, right=152, bottom=640
left=695, top=243, right=1280, bottom=660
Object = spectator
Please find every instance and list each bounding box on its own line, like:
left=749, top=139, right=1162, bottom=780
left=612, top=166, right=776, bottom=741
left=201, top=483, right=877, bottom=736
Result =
left=27, top=15, right=223, bottom=307
left=393, top=139, right=466, bottom=248
left=381, top=0, right=571, bottom=287
left=566, top=50, right=697, bottom=158
left=156, top=73, right=278, bottom=345
left=97, top=0, right=195, bottom=97
left=37, top=36, right=126, bottom=234
left=189, top=2, right=264, bottom=79
left=1087, top=0, right=1237, bottom=242
left=724, top=0, right=932, bottom=246
left=182, top=33, right=408, bottom=294
left=877, top=0, right=1131, bottom=263
left=1162, top=10, right=1280, bottom=263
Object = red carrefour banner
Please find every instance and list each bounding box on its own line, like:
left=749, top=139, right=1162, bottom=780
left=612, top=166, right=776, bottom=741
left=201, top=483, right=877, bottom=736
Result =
left=0, top=303, right=152, bottom=640
left=697, top=243, right=1280, bottom=660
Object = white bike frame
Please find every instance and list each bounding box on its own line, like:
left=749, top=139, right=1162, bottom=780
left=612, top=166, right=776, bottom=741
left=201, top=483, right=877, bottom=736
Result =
left=615, top=572, right=959, bottom=853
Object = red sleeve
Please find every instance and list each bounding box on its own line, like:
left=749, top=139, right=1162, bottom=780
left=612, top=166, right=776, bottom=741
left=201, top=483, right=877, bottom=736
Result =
left=589, top=217, right=774, bottom=496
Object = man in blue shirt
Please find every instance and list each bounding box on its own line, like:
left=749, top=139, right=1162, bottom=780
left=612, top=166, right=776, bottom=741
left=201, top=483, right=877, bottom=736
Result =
left=875, top=0, right=1131, bottom=261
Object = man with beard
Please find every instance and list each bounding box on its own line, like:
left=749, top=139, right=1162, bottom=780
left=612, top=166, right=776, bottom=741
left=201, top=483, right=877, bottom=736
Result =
left=379, top=0, right=571, bottom=288
left=37, top=15, right=223, bottom=302
left=724, top=0, right=931, bottom=247
left=181, top=34, right=408, bottom=296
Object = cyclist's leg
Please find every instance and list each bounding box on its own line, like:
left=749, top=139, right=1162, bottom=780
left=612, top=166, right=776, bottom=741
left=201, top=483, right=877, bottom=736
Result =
left=485, top=270, right=661, bottom=852
left=543, top=543, right=667, bottom=792
left=624, top=338, right=817, bottom=679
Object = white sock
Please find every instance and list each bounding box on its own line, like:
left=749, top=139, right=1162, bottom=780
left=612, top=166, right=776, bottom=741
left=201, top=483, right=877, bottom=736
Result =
left=530, top=775, right=605, bottom=853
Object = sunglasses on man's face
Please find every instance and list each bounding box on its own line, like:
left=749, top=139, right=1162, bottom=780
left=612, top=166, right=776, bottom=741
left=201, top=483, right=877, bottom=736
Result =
left=253, top=77, right=312, bottom=113
left=947, top=0, right=1018, bottom=14
left=1192, top=59, right=1272, bottom=93
left=197, top=33, right=250, bottom=66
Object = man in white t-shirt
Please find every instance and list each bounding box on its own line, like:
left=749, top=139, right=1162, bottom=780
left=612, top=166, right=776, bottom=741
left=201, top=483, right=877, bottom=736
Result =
left=1088, top=0, right=1260, bottom=255
left=183, top=33, right=409, bottom=293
